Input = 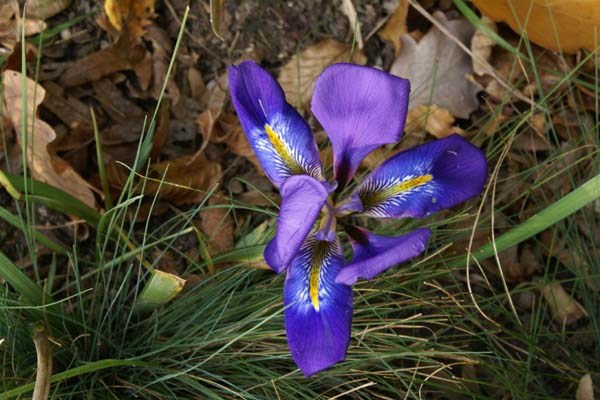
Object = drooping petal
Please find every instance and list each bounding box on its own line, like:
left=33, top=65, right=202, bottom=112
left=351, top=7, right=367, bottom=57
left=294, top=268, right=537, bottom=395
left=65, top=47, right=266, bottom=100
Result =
left=355, top=134, right=487, bottom=218
left=284, top=236, right=353, bottom=376
left=311, top=63, right=410, bottom=188
left=229, top=61, right=323, bottom=187
left=336, top=227, right=431, bottom=285
left=264, top=175, right=329, bottom=273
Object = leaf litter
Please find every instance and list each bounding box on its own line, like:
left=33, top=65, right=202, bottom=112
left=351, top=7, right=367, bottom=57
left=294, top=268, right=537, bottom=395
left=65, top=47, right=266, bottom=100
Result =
left=0, top=0, right=599, bottom=397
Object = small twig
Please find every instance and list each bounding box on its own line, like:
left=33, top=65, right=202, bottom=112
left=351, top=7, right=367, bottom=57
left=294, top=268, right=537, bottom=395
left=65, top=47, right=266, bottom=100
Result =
left=33, top=325, right=52, bottom=400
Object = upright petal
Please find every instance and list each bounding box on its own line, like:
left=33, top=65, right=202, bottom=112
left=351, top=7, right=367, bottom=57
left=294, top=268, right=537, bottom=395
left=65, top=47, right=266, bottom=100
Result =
left=311, top=63, right=410, bottom=188
left=284, top=236, right=353, bottom=376
left=229, top=61, right=323, bottom=187
left=355, top=134, right=487, bottom=218
left=336, top=227, right=431, bottom=285
left=264, top=175, right=329, bottom=273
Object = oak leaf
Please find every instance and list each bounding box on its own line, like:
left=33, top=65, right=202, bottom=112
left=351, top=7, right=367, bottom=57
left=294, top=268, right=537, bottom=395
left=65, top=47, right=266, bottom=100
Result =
left=390, top=12, right=479, bottom=119
left=2, top=71, right=95, bottom=208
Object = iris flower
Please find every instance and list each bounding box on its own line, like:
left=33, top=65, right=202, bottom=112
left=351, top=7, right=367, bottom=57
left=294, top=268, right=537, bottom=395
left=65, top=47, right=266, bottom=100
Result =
left=228, top=60, right=487, bottom=376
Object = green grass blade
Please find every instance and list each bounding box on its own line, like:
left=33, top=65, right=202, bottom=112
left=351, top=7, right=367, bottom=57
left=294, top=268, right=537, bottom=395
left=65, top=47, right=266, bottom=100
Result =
left=0, top=251, right=51, bottom=307
left=451, top=174, right=600, bottom=267
left=0, top=171, right=101, bottom=228
left=0, top=206, right=67, bottom=255
left=0, top=359, right=155, bottom=399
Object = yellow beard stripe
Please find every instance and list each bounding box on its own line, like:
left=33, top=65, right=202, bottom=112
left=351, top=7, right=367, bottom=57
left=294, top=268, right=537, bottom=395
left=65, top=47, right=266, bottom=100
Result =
left=264, top=124, right=304, bottom=174
left=363, top=174, right=433, bottom=208
left=309, top=242, right=328, bottom=311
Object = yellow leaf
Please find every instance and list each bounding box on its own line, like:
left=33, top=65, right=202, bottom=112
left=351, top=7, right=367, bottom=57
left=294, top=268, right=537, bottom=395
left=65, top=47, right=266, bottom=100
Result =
left=104, top=0, right=155, bottom=38
left=471, top=0, right=600, bottom=53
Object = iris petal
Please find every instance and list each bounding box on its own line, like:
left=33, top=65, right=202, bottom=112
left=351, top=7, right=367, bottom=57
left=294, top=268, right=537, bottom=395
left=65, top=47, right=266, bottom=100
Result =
left=355, top=134, right=487, bottom=218
left=284, top=236, right=353, bottom=376
left=264, top=175, right=329, bottom=273
left=336, top=227, right=431, bottom=285
left=311, top=63, right=410, bottom=188
left=229, top=61, right=323, bottom=187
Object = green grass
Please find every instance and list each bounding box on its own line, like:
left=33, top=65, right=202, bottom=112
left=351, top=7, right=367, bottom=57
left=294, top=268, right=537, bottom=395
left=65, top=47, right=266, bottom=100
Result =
left=1, top=2, right=599, bottom=399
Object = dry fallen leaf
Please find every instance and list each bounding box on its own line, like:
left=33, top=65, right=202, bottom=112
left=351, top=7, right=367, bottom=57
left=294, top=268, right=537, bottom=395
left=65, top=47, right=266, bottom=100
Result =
left=59, top=35, right=148, bottom=87
left=540, top=281, right=588, bottom=326
left=340, top=0, right=363, bottom=50
left=104, top=0, right=156, bottom=39
left=378, top=0, right=409, bottom=56
left=405, top=105, right=466, bottom=138
left=211, top=113, right=261, bottom=172
left=2, top=70, right=96, bottom=208
left=576, top=373, right=595, bottom=400
left=106, top=153, right=221, bottom=205
left=278, top=39, right=367, bottom=108
left=390, top=12, right=480, bottom=119
left=26, top=0, right=71, bottom=19
left=0, top=1, right=48, bottom=58
left=471, top=0, right=600, bottom=53
left=199, top=194, right=235, bottom=256
left=470, top=16, right=497, bottom=76
left=197, top=72, right=229, bottom=151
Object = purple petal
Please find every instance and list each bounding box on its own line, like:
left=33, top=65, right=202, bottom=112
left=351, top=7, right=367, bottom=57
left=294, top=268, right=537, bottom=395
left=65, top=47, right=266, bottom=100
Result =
left=229, top=61, right=323, bottom=187
left=355, top=134, right=487, bottom=218
left=336, top=227, right=431, bottom=285
left=311, top=63, right=410, bottom=188
left=284, top=236, right=353, bottom=376
left=264, top=175, right=329, bottom=273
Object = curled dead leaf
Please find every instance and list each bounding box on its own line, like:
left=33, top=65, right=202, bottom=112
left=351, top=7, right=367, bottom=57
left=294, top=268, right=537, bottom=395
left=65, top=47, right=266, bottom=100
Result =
left=199, top=193, right=235, bottom=256
left=470, top=16, right=497, bottom=76
left=278, top=39, right=367, bottom=108
left=378, top=0, right=409, bottom=56
left=2, top=70, right=96, bottom=208
left=106, top=153, right=221, bottom=205
left=59, top=34, right=148, bottom=87
left=576, top=373, right=595, bottom=400
left=405, top=105, right=466, bottom=138
left=540, top=281, right=588, bottom=326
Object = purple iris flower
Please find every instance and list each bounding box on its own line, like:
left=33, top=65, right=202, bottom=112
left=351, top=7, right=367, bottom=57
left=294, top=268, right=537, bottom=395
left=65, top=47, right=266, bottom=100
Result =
left=228, top=60, right=487, bottom=376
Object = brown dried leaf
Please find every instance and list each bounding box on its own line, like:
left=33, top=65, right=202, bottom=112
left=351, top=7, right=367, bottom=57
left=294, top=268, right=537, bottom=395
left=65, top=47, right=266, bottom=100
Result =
left=540, top=282, right=588, bottom=325
left=278, top=39, right=367, bottom=108
left=145, top=24, right=179, bottom=100
left=576, top=373, right=595, bottom=400
left=106, top=153, right=221, bottom=205
left=200, top=194, right=235, bottom=255
left=390, top=12, right=479, bottom=119
left=340, top=0, right=363, bottom=49
left=104, top=0, right=155, bottom=39
left=470, top=16, right=497, bottom=76
left=0, top=2, right=46, bottom=58
left=26, top=0, right=71, bottom=19
left=378, top=0, right=409, bottom=56
left=405, top=105, right=466, bottom=138
left=59, top=35, right=147, bottom=87
left=2, top=70, right=96, bottom=208
left=197, top=72, right=229, bottom=149
left=213, top=113, right=261, bottom=172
